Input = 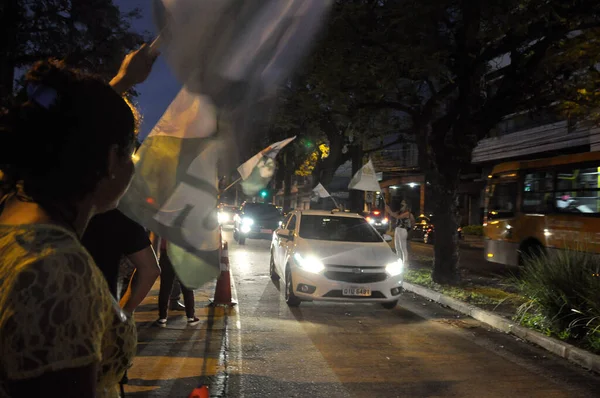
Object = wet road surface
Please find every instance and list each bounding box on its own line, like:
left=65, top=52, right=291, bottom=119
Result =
left=225, top=231, right=600, bottom=398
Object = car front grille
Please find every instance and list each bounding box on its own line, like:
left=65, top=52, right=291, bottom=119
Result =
left=324, top=271, right=388, bottom=283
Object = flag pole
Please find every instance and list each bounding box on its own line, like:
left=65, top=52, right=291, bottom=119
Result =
left=149, top=35, right=161, bottom=55
left=221, top=177, right=242, bottom=194
left=330, top=196, right=340, bottom=209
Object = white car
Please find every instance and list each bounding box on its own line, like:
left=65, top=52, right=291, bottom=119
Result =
left=270, top=209, right=404, bottom=308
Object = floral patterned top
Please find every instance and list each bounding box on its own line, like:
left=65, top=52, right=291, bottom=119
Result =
left=0, top=224, right=137, bottom=397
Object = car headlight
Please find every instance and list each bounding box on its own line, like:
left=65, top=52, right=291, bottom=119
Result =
left=385, top=259, right=404, bottom=276
left=294, top=253, right=325, bottom=274
left=218, top=212, right=230, bottom=223
left=382, top=218, right=389, bottom=224
left=242, top=217, right=254, bottom=226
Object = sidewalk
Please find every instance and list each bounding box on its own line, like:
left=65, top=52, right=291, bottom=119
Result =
left=401, top=252, right=600, bottom=373
left=124, top=277, right=234, bottom=397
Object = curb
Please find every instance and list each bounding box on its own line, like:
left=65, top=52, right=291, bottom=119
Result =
left=402, top=281, right=600, bottom=373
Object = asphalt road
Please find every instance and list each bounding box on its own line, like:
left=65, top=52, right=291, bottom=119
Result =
left=224, top=231, right=600, bottom=398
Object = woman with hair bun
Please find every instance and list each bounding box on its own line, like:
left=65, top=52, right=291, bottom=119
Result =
left=0, top=45, right=156, bottom=397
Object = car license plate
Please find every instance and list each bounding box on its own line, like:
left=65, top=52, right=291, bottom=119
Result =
left=261, top=229, right=273, bottom=234
left=342, top=287, right=371, bottom=297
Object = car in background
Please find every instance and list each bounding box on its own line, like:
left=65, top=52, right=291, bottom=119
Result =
left=217, top=204, right=238, bottom=229
left=411, top=215, right=432, bottom=241
left=423, top=224, right=463, bottom=244
left=270, top=210, right=404, bottom=308
left=233, top=202, right=283, bottom=245
left=365, top=209, right=390, bottom=234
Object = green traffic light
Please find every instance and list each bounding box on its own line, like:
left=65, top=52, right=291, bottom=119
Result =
left=260, top=190, right=268, bottom=198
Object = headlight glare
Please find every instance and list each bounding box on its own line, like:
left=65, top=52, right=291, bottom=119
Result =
left=386, top=259, right=404, bottom=276
left=218, top=212, right=230, bottom=223
left=294, top=253, right=325, bottom=274
left=242, top=217, right=254, bottom=226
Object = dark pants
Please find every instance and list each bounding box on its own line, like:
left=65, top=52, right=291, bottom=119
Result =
left=170, top=278, right=182, bottom=301
left=158, top=250, right=196, bottom=319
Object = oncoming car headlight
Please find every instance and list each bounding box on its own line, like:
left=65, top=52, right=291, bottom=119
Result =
left=218, top=212, right=230, bottom=223
left=385, top=259, right=404, bottom=277
left=242, top=217, right=254, bottom=226
left=294, top=253, right=325, bottom=274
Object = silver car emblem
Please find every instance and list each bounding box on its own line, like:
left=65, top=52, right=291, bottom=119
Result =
left=352, top=268, right=364, bottom=274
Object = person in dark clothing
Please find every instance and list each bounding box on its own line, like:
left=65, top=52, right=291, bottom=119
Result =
left=170, top=280, right=186, bottom=310
left=82, top=209, right=160, bottom=314
left=156, top=238, right=200, bottom=326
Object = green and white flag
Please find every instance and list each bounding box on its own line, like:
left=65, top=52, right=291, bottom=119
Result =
left=237, top=136, right=296, bottom=195
left=119, top=0, right=331, bottom=289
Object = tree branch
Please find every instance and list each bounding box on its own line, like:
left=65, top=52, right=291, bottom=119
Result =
left=364, top=131, right=413, bottom=155
left=357, top=101, right=417, bottom=117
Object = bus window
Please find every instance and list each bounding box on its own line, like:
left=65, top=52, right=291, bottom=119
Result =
left=487, top=181, right=517, bottom=220
left=555, top=166, right=600, bottom=214
left=522, top=171, right=554, bottom=213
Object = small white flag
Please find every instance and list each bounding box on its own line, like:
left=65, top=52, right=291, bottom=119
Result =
left=237, top=136, right=296, bottom=194
left=312, top=183, right=331, bottom=198
left=237, top=136, right=296, bottom=180
left=348, top=159, right=381, bottom=192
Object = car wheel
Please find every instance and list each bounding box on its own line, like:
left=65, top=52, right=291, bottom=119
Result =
left=381, top=300, right=398, bottom=310
left=270, top=251, right=279, bottom=280
left=285, top=266, right=301, bottom=307
left=239, top=236, right=246, bottom=245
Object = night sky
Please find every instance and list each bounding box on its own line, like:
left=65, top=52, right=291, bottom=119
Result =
left=115, top=0, right=180, bottom=140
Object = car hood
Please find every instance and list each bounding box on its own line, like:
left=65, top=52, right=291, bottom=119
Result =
left=295, top=238, right=397, bottom=267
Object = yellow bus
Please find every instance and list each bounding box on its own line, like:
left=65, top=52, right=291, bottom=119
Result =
left=484, top=151, right=600, bottom=266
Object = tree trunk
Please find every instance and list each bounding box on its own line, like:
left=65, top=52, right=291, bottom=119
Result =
left=349, top=144, right=364, bottom=213
left=0, top=0, right=18, bottom=104
left=283, top=153, right=293, bottom=212
left=430, top=170, right=461, bottom=285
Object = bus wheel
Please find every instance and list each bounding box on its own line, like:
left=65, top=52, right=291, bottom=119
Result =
left=518, top=241, right=544, bottom=267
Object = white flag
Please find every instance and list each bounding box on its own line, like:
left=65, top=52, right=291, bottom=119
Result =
left=348, top=159, right=381, bottom=192
left=238, top=136, right=296, bottom=180
left=116, top=1, right=331, bottom=289
left=154, top=0, right=332, bottom=96
left=237, top=136, right=296, bottom=195
left=312, top=183, right=331, bottom=198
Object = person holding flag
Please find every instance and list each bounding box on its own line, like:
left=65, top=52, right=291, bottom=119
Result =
left=0, top=46, right=151, bottom=396
left=386, top=200, right=416, bottom=264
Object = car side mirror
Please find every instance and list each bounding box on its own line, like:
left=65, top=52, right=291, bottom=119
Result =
left=383, top=234, right=393, bottom=242
left=277, top=230, right=294, bottom=241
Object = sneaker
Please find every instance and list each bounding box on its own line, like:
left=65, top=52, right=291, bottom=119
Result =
left=155, top=318, right=167, bottom=327
left=187, top=317, right=201, bottom=326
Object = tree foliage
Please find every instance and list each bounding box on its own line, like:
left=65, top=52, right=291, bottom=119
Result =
left=0, top=0, right=146, bottom=103
left=269, top=0, right=600, bottom=283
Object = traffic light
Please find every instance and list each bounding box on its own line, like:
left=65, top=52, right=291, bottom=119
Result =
left=260, top=189, right=268, bottom=199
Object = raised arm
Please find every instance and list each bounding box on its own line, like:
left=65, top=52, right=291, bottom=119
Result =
left=109, top=43, right=158, bottom=94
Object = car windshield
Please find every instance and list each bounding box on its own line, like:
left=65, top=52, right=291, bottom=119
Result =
left=299, top=215, right=383, bottom=243
left=244, top=203, right=280, bottom=218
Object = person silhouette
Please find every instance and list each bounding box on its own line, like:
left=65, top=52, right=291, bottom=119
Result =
left=386, top=200, right=416, bottom=265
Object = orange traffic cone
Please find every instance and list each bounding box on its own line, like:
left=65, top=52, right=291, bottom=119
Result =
left=188, top=385, right=209, bottom=398
left=210, top=240, right=237, bottom=306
